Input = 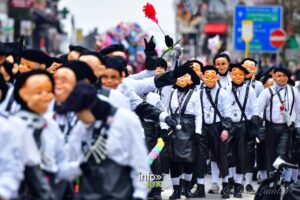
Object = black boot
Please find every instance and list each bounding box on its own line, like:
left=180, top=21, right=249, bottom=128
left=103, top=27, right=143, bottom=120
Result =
left=220, top=182, right=230, bottom=199
left=228, top=177, right=235, bottom=194
left=169, top=185, right=181, bottom=200
left=184, top=181, right=192, bottom=198
left=191, top=184, right=205, bottom=198
left=180, top=179, right=185, bottom=195
left=152, top=187, right=162, bottom=200
left=233, top=183, right=243, bottom=198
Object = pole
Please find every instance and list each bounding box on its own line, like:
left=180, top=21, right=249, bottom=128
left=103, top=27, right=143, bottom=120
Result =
left=276, top=47, right=280, bottom=64
left=244, top=39, right=250, bottom=58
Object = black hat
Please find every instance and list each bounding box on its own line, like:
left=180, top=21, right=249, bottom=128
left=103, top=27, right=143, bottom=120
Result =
left=273, top=65, right=291, bottom=78
left=157, top=58, right=168, bottom=70
left=2, top=61, right=14, bottom=79
left=104, top=57, right=125, bottom=76
left=213, top=53, right=231, bottom=65
left=21, top=49, right=53, bottom=68
left=229, top=63, right=249, bottom=75
left=241, top=58, right=257, bottom=65
left=80, top=51, right=106, bottom=64
left=69, top=45, right=90, bottom=53
left=0, top=42, right=18, bottom=56
left=63, top=60, right=98, bottom=85
left=14, top=70, right=54, bottom=107
left=99, top=44, right=125, bottom=55
left=0, top=73, right=8, bottom=103
left=201, top=65, right=218, bottom=74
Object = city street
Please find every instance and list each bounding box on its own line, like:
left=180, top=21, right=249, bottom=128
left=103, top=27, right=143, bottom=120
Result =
left=161, top=175, right=258, bottom=200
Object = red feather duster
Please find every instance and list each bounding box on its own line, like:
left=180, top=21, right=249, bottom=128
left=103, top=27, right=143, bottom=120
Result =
left=143, top=2, right=158, bottom=24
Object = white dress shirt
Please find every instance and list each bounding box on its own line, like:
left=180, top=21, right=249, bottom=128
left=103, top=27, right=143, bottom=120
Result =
left=226, top=83, right=258, bottom=122
left=200, top=85, right=231, bottom=124
left=167, top=89, right=202, bottom=134
left=257, top=83, right=300, bottom=124
left=67, top=108, right=150, bottom=199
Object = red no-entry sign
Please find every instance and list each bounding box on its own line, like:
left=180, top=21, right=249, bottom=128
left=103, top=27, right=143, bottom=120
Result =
left=270, top=29, right=286, bottom=48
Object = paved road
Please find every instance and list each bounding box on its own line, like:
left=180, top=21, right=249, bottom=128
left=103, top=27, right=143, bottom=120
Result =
left=161, top=175, right=258, bottom=200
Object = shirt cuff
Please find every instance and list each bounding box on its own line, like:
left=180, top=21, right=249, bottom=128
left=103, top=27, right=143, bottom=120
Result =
left=133, top=190, right=148, bottom=200
left=159, top=112, right=169, bottom=123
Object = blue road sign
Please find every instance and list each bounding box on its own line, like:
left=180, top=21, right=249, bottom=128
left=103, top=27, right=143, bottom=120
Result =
left=234, top=5, right=282, bottom=52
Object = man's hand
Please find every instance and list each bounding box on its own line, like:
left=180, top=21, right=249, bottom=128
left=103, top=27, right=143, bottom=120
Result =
left=220, top=130, right=229, bottom=141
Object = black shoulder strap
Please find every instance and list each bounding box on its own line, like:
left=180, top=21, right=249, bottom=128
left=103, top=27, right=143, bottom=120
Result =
left=33, top=128, right=43, bottom=149
left=205, top=88, right=223, bottom=122
left=181, top=90, right=194, bottom=114
left=98, top=87, right=111, bottom=97
left=268, top=88, right=274, bottom=122
left=168, top=90, right=176, bottom=115
left=5, top=91, right=15, bottom=112
left=232, top=85, right=249, bottom=121
left=200, top=89, right=205, bottom=122
left=213, top=88, right=221, bottom=122
left=290, top=86, right=295, bottom=116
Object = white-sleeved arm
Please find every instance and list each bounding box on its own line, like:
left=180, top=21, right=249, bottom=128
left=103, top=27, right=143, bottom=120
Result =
left=0, top=121, right=24, bottom=199
left=220, top=89, right=231, bottom=119
left=117, top=83, right=143, bottom=111
left=255, top=81, right=264, bottom=97
left=128, top=70, right=156, bottom=80
left=294, top=87, right=300, bottom=128
left=126, top=114, right=150, bottom=200
left=256, top=88, right=271, bottom=118
left=248, top=88, right=258, bottom=118
left=193, top=91, right=202, bottom=134
left=53, top=125, right=81, bottom=181
left=123, top=77, right=156, bottom=96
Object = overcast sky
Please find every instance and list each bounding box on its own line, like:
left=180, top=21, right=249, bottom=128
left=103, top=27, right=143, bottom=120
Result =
left=59, top=0, right=176, bottom=45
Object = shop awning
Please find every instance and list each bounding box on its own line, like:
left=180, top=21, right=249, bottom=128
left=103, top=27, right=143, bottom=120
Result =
left=204, top=23, right=227, bottom=34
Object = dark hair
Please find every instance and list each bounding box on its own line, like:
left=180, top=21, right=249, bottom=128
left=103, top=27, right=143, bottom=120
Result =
left=241, top=58, right=257, bottom=65
left=201, top=65, right=218, bottom=74
left=213, top=53, right=231, bottom=65
left=189, top=59, right=204, bottom=69
left=157, top=58, right=168, bottom=70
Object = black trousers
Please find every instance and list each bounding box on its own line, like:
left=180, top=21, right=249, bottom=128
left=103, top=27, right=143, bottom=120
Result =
left=228, top=121, right=251, bottom=174
left=170, top=161, right=193, bottom=179
left=195, top=122, right=229, bottom=179
left=265, top=121, right=290, bottom=172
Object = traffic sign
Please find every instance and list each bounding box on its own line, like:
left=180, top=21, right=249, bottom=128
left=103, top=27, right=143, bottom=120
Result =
left=234, top=5, right=282, bottom=52
left=270, top=29, right=286, bottom=48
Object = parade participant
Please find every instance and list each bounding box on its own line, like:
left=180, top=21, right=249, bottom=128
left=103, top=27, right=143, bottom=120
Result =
left=214, top=53, right=232, bottom=90
left=68, top=45, right=90, bottom=61
left=13, top=70, right=81, bottom=199
left=167, top=69, right=202, bottom=199
left=209, top=53, right=232, bottom=193
left=261, top=74, right=274, bottom=88
left=58, top=81, right=150, bottom=200
left=256, top=66, right=300, bottom=174
left=19, top=49, right=53, bottom=73
left=0, top=110, right=23, bottom=200
left=189, top=60, right=204, bottom=90
left=1, top=73, right=43, bottom=200
left=192, top=65, right=232, bottom=198
left=227, top=63, right=258, bottom=198
left=242, top=58, right=264, bottom=96
left=98, top=56, right=177, bottom=129
left=241, top=58, right=264, bottom=193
